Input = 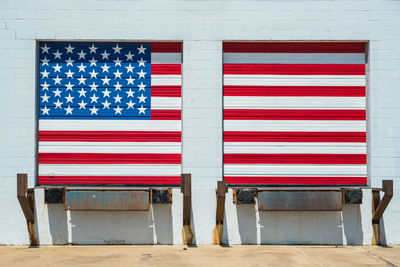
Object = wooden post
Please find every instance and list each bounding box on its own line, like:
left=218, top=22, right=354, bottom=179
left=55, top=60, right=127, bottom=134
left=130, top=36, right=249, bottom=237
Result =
left=181, top=174, right=194, bottom=245
left=372, top=180, right=393, bottom=245
left=213, top=181, right=228, bottom=245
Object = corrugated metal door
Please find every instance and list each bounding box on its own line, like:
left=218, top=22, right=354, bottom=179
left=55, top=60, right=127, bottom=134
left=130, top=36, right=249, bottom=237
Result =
left=223, top=42, right=367, bottom=186
left=38, top=41, right=182, bottom=185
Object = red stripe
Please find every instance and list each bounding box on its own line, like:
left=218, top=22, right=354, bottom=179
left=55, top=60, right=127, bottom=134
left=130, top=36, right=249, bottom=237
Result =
left=224, top=154, right=366, bottom=164
left=151, top=64, right=181, bottom=75
left=224, top=64, right=365, bottom=75
left=224, top=132, right=366, bottom=142
left=152, top=42, right=182, bottom=53
left=38, top=176, right=181, bottom=185
left=224, top=86, right=365, bottom=97
left=39, top=131, right=181, bottom=142
left=224, top=176, right=367, bottom=185
left=39, top=153, right=181, bottom=164
left=223, top=42, right=365, bottom=53
left=224, top=109, right=366, bottom=120
left=151, top=110, right=181, bottom=120
left=151, top=86, right=181, bottom=97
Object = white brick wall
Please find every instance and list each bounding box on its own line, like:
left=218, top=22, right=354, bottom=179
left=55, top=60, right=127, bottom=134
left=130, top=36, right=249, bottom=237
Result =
left=0, top=0, right=399, bottom=245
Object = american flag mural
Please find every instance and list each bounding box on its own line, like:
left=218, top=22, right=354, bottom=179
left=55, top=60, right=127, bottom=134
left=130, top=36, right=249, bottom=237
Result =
left=38, top=42, right=182, bottom=185
left=223, top=42, right=367, bottom=186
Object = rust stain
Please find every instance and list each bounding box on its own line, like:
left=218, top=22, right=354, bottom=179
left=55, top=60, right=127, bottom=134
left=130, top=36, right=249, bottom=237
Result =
left=27, top=221, right=38, bottom=246
left=182, top=225, right=194, bottom=245
left=212, top=224, right=224, bottom=245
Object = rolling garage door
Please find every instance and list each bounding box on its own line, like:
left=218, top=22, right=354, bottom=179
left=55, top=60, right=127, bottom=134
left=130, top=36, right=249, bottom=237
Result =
left=223, top=42, right=367, bottom=186
left=38, top=41, right=182, bottom=185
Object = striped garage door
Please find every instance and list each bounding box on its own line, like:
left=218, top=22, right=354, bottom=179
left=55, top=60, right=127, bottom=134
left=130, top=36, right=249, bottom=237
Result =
left=38, top=41, right=182, bottom=186
left=223, top=42, right=367, bottom=186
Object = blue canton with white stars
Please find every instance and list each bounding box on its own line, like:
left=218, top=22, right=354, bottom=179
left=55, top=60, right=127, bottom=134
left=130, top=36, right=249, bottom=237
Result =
left=39, top=42, right=151, bottom=120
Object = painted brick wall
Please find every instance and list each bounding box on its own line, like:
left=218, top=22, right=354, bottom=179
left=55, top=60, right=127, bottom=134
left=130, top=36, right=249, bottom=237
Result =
left=0, top=0, right=399, bottom=245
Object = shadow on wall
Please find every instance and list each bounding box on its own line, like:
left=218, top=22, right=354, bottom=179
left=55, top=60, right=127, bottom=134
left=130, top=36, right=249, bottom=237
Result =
left=46, top=205, right=174, bottom=245
left=234, top=204, right=364, bottom=245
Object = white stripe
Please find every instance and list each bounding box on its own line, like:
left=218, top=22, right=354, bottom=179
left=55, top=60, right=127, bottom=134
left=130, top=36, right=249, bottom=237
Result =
left=152, top=75, right=181, bottom=86
left=224, top=142, right=366, bottom=154
left=224, top=164, right=367, bottom=176
left=39, top=142, right=181, bottom=154
left=223, top=53, right=366, bottom=64
left=39, top=120, right=181, bottom=131
left=224, top=96, right=365, bottom=109
left=224, top=75, right=365, bottom=86
left=224, top=120, right=366, bottom=132
left=152, top=97, right=181, bottom=110
left=152, top=53, right=182, bottom=64
left=39, top=164, right=181, bottom=176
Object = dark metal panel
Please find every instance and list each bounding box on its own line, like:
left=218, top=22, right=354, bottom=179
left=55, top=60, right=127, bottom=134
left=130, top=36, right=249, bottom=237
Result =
left=258, top=190, right=342, bottom=211
left=45, top=188, right=65, bottom=204
left=151, top=188, right=172, bottom=204
left=344, top=188, right=363, bottom=204
left=234, top=189, right=255, bottom=204
left=65, top=190, right=149, bottom=211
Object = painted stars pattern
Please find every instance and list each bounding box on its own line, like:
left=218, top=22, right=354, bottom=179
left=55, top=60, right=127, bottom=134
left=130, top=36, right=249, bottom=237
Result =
left=39, top=42, right=151, bottom=119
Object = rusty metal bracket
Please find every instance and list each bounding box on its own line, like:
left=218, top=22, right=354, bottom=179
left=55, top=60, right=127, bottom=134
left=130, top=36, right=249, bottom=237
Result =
left=213, top=181, right=228, bottom=245
left=17, top=173, right=38, bottom=246
left=372, top=180, right=393, bottom=245
left=181, top=173, right=194, bottom=245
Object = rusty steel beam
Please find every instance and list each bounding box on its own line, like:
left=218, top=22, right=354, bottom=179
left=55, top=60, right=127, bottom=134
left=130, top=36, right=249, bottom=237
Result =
left=213, top=181, right=228, bottom=245
left=17, top=173, right=38, bottom=246
left=181, top=174, right=194, bottom=245
left=372, top=180, right=393, bottom=245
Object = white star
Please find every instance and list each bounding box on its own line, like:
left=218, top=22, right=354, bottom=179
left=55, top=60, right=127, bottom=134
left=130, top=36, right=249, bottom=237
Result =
left=113, top=57, right=122, bottom=66
left=137, top=57, right=146, bottom=67
left=89, top=69, right=98, bottom=79
left=65, top=69, right=74, bottom=78
left=113, top=94, right=122, bottom=103
left=77, top=49, right=87, bottom=59
left=137, top=69, right=146, bottom=79
left=126, top=89, right=135, bottom=97
left=41, top=69, right=50, bottom=78
left=126, top=100, right=135, bottom=109
left=78, top=100, right=87, bottom=109
left=40, top=44, right=50, bottom=54
left=78, top=75, right=86, bottom=85
left=126, top=75, right=135, bottom=85
left=102, top=99, right=111, bottom=109
left=137, top=44, right=147, bottom=54
left=89, top=57, right=98, bottom=66
left=89, top=106, right=99, bottom=115
left=78, top=88, right=87, bottom=97
left=65, top=44, right=75, bottom=53
left=113, top=105, right=123, bottom=115
left=52, top=63, right=62, bottom=72
left=41, top=106, right=50, bottom=115
left=65, top=57, right=74, bottom=66
left=53, top=76, right=62, bottom=85
left=41, top=93, right=50, bottom=102
left=41, top=57, right=50, bottom=65
left=101, top=63, right=110, bottom=72
left=101, top=76, right=110, bottom=85
left=113, top=69, right=122, bottom=79
left=114, top=81, right=122, bottom=91
left=53, top=49, right=62, bottom=59
left=53, top=99, right=63, bottom=109
left=137, top=93, right=147, bottom=103
left=53, top=88, right=62, bottom=97
left=101, top=49, right=110, bottom=59
left=65, top=82, right=74, bottom=91
left=137, top=105, right=147, bottom=114
left=41, top=81, right=50, bottom=90
left=65, top=105, right=74, bottom=115
left=89, top=43, right=98, bottom=54
left=77, top=63, right=87, bottom=72
left=65, top=93, right=74, bottom=103
left=137, top=81, right=146, bottom=91
left=102, top=88, right=111, bottom=97
left=89, top=82, right=98, bottom=91
left=125, top=51, right=134, bottom=61
left=90, top=93, right=99, bottom=103
left=125, top=64, right=135, bottom=73
left=112, top=44, right=123, bottom=54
